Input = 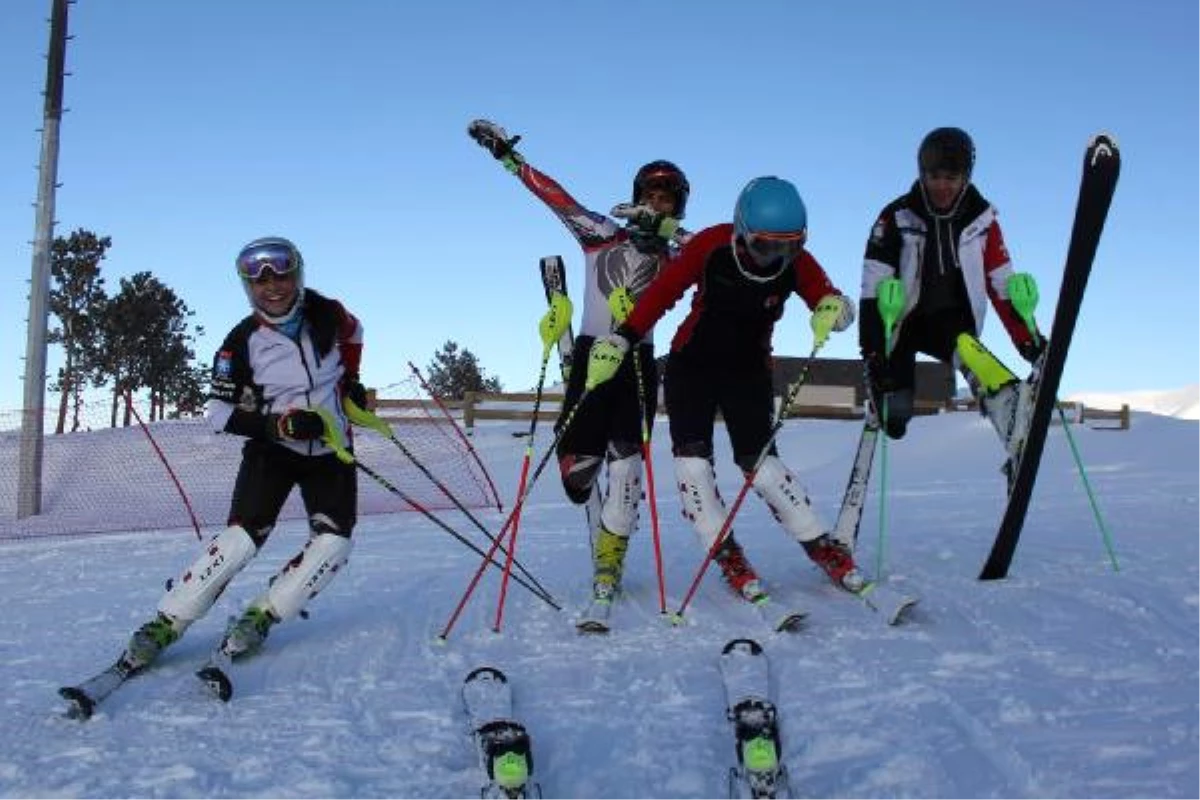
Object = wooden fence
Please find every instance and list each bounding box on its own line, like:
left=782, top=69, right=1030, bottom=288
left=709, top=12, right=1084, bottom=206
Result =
left=373, top=392, right=1131, bottom=431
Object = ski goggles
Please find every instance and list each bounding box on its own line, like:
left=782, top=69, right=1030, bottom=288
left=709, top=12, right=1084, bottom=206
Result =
left=743, top=229, right=807, bottom=266
left=236, top=243, right=300, bottom=281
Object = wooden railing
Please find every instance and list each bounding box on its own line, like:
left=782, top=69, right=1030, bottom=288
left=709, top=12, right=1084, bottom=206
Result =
left=373, top=392, right=1131, bottom=431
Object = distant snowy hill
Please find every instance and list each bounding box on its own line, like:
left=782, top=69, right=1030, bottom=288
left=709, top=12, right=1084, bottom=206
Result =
left=1066, top=383, right=1199, bottom=420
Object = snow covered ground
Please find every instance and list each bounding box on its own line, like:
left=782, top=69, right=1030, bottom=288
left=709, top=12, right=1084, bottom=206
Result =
left=0, top=404, right=1195, bottom=798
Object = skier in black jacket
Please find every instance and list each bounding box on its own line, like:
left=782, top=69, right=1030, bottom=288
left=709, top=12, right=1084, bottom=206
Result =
left=860, top=127, right=1046, bottom=456
left=114, top=236, right=367, bottom=672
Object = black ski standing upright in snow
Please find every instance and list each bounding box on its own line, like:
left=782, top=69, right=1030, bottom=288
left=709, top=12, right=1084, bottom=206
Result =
left=980, top=133, right=1121, bottom=580
left=540, top=255, right=605, bottom=548
left=462, top=666, right=541, bottom=799
left=720, top=638, right=791, bottom=799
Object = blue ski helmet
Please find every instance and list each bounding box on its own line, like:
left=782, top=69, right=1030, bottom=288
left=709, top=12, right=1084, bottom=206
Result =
left=235, top=236, right=306, bottom=324
left=733, top=177, right=808, bottom=270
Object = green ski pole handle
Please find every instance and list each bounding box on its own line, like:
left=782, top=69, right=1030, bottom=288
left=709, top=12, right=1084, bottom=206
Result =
left=1007, top=272, right=1041, bottom=341
left=876, top=277, right=905, bottom=355
left=539, top=291, right=573, bottom=357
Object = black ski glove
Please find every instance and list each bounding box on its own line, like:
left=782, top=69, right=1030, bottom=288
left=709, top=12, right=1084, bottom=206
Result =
left=1016, top=336, right=1048, bottom=365
left=268, top=409, right=326, bottom=442
left=863, top=352, right=899, bottom=398
left=467, top=119, right=525, bottom=173
left=343, top=379, right=369, bottom=410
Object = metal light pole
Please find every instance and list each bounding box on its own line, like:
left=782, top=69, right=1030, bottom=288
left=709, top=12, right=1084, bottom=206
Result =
left=17, top=0, right=70, bottom=518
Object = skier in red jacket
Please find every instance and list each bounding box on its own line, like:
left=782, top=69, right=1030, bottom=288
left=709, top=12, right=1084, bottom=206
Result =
left=587, top=176, right=862, bottom=602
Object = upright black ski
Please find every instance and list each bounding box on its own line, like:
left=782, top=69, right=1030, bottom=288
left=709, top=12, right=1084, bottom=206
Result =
left=980, top=133, right=1121, bottom=580
left=538, top=256, right=578, bottom=384
left=538, top=255, right=603, bottom=545
left=462, top=666, right=541, bottom=799
left=719, top=639, right=791, bottom=799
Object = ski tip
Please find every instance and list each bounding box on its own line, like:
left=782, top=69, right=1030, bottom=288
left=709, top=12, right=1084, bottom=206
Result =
left=773, top=612, right=808, bottom=634
left=722, top=638, right=764, bottom=656
left=465, top=666, right=508, bottom=685
left=667, top=611, right=687, bottom=628
left=58, top=686, right=95, bottom=721
left=1086, top=134, right=1121, bottom=170
left=888, top=597, right=921, bottom=626
left=196, top=666, right=233, bottom=702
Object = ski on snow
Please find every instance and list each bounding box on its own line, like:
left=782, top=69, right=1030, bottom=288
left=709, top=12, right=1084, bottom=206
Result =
left=58, top=658, right=139, bottom=720
left=828, top=413, right=920, bottom=625
left=59, top=647, right=231, bottom=720
left=720, top=638, right=791, bottom=798
left=576, top=588, right=806, bottom=636
left=195, top=644, right=234, bottom=702
left=462, top=666, right=541, bottom=799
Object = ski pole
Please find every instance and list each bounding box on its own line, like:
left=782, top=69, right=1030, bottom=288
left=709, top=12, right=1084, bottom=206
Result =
left=1007, top=273, right=1119, bottom=571
left=313, top=409, right=560, bottom=610
left=343, top=397, right=557, bottom=604
left=673, top=336, right=830, bottom=621
left=608, top=287, right=669, bottom=616
left=493, top=292, right=573, bottom=632
left=438, top=378, right=599, bottom=641
left=874, top=277, right=906, bottom=580
left=406, top=360, right=504, bottom=513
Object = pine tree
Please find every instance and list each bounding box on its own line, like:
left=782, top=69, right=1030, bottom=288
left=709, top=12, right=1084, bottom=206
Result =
left=425, top=340, right=502, bottom=400
left=48, top=229, right=110, bottom=433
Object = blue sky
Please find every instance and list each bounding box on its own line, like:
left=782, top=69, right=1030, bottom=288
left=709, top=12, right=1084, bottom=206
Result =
left=1, top=0, right=1196, bottom=411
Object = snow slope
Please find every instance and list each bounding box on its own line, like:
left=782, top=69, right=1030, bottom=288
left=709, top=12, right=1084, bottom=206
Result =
left=1066, top=382, right=1200, bottom=421
left=0, top=409, right=1195, bottom=798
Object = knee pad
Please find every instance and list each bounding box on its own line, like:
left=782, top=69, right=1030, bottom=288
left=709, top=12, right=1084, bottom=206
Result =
left=559, top=453, right=603, bottom=505
left=601, top=452, right=642, bottom=537
left=158, top=526, right=257, bottom=623
left=261, top=532, right=353, bottom=622
left=674, top=456, right=727, bottom=551
left=751, top=455, right=825, bottom=543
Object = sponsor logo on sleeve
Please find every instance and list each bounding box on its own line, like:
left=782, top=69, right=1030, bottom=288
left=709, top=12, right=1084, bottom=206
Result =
left=215, top=351, right=234, bottom=379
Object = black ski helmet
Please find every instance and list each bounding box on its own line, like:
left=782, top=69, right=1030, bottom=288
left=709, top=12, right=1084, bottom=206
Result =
left=632, top=160, right=690, bottom=219
left=918, top=127, right=975, bottom=178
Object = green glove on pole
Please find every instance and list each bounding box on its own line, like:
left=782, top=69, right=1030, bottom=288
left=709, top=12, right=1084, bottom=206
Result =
left=877, top=278, right=905, bottom=356
left=1004, top=273, right=1119, bottom=571
left=810, top=295, right=844, bottom=349
left=1006, top=272, right=1040, bottom=341
left=874, top=277, right=905, bottom=580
